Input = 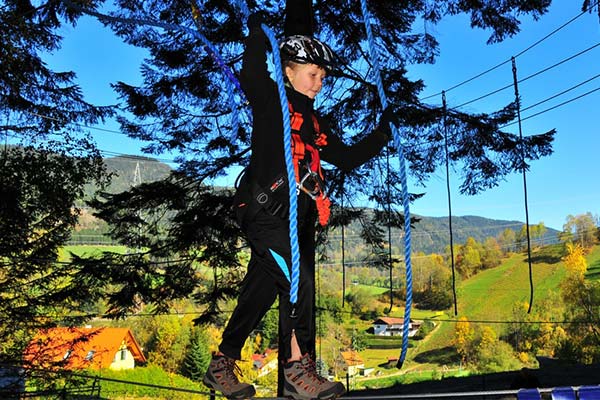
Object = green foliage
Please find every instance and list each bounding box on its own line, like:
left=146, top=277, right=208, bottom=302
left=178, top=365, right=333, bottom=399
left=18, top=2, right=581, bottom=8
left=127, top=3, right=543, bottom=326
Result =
left=557, top=273, right=600, bottom=363
left=96, top=365, right=206, bottom=399
left=181, top=327, right=211, bottom=381
left=561, top=213, right=598, bottom=248
left=412, top=320, right=436, bottom=340
left=255, top=309, right=279, bottom=351
left=475, top=338, right=521, bottom=373
left=0, top=145, right=108, bottom=363
left=146, top=316, right=191, bottom=373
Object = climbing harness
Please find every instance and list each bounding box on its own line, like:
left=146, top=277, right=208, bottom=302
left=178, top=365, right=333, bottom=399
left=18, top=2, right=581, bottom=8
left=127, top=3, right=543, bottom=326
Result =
left=360, top=0, right=413, bottom=369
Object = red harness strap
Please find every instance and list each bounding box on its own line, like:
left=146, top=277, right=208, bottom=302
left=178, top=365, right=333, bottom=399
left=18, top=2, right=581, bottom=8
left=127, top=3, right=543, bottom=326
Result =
left=287, top=102, right=331, bottom=226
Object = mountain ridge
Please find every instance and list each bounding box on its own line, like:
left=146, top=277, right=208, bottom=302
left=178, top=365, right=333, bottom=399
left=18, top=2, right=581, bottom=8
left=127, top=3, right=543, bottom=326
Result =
left=84, top=156, right=561, bottom=254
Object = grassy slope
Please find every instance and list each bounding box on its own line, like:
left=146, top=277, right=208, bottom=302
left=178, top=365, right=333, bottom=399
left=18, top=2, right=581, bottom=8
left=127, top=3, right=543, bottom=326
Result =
left=411, top=244, right=600, bottom=367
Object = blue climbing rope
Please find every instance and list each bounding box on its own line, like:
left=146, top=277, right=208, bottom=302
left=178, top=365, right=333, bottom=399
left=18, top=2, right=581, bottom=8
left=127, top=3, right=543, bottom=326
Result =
left=359, top=0, right=413, bottom=368
left=260, top=25, right=301, bottom=310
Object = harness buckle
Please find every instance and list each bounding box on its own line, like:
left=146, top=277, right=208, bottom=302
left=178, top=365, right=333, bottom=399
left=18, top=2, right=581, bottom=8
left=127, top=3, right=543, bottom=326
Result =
left=297, top=169, right=322, bottom=200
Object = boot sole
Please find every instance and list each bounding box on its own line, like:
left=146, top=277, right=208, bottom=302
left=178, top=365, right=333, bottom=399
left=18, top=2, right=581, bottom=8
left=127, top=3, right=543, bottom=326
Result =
left=283, top=388, right=344, bottom=400
left=203, top=376, right=256, bottom=399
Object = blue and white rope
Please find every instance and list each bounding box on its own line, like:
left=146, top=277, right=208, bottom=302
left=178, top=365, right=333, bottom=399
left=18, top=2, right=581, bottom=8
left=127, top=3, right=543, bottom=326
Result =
left=359, top=0, right=413, bottom=368
left=261, top=24, right=301, bottom=308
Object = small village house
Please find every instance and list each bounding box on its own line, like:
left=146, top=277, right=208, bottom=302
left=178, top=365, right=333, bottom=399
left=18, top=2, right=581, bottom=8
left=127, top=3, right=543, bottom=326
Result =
left=372, top=317, right=421, bottom=337
left=24, top=327, right=146, bottom=371
left=252, top=349, right=278, bottom=377
left=339, top=350, right=364, bottom=377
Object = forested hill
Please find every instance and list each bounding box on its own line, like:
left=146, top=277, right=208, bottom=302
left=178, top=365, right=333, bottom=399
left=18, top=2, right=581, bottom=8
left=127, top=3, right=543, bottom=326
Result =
left=89, top=155, right=560, bottom=254
left=86, top=155, right=172, bottom=196
left=326, top=213, right=560, bottom=256
left=407, top=215, right=560, bottom=254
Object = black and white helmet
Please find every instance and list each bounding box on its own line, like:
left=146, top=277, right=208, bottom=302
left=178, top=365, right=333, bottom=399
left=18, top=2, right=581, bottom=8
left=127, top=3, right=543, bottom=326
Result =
left=280, top=35, right=336, bottom=71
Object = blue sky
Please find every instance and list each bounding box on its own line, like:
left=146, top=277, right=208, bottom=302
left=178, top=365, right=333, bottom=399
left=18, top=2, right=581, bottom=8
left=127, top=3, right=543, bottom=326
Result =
left=46, top=1, right=600, bottom=230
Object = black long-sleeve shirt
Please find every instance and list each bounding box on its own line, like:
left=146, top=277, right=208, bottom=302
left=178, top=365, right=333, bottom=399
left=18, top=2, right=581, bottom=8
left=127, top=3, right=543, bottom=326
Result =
left=236, top=21, right=388, bottom=222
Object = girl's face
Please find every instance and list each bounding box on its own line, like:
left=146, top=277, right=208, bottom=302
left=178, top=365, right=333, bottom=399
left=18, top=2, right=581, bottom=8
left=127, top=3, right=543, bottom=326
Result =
left=285, top=63, right=326, bottom=99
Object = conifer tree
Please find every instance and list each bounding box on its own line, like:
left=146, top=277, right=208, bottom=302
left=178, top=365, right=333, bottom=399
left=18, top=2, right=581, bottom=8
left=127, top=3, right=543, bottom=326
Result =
left=73, top=0, right=567, bottom=322
left=0, top=0, right=111, bottom=366
left=181, top=327, right=211, bottom=382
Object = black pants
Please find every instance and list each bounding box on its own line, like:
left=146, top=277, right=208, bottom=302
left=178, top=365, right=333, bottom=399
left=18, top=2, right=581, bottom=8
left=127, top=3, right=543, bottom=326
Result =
left=219, top=207, right=316, bottom=361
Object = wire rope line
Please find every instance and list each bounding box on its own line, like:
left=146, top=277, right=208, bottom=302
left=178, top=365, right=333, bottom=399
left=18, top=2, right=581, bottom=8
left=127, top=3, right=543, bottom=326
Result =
left=360, top=0, right=413, bottom=369
left=260, top=24, right=301, bottom=312
left=453, top=41, right=600, bottom=109
left=419, top=0, right=600, bottom=101
left=8, top=365, right=585, bottom=400
left=501, top=85, right=600, bottom=128
left=521, top=72, right=600, bottom=113
left=16, top=63, right=599, bottom=163
left=442, top=91, right=458, bottom=317
left=190, top=0, right=241, bottom=142
left=511, top=58, right=535, bottom=314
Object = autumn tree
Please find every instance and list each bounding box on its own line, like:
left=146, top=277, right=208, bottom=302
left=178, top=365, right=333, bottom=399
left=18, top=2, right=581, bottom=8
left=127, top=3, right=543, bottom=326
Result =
left=530, top=222, right=548, bottom=248
left=555, top=240, right=600, bottom=363
left=563, top=242, right=588, bottom=277
left=497, top=228, right=517, bottom=254
left=506, top=299, right=566, bottom=360
left=481, top=237, right=502, bottom=270
left=455, top=237, right=482, bottom=278
left=414, top=253, right=453, bottom=310
left=561, top=213, right=598, bottom=249
left=453, top=317, right=475, bottom=364
left=474, top=326, right=520, bottom=373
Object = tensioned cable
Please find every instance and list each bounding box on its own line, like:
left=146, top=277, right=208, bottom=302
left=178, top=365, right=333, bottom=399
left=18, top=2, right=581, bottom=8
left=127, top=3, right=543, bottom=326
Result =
left=521, top=72, right=600, bottom=113
left=511, top=57, right=535, bottom=314
left=360, top=0, right=413, bottom=369
left=18, top=62, right=598, bottom=160
left=62, top=0, right=244, bottom=101
left=190, top=0, right=241, bottom=142
left=453, top=41, right=600, bottom=109
left=15, top=306, right=597, bottom=326
left=341, top=178, right=347, bottom=308
left=501, top=85, right=600, bottom=128
left=442, top=91, right=458, bottom=316
left=419, top=0, right=600, bottom=101
left=9, top=366, right=586, bottom=400
left=98, top=150, right=177, bottom=164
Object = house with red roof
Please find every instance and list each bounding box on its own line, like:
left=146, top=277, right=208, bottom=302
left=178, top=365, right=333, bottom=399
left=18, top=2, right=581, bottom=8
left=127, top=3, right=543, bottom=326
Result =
left=339, top=350, right=365, bottom=377
left=24, top=327, right=146, bottom=371
left=372, top=317, right=421, bottom=337
left=252, top=349, right=278, bottom=377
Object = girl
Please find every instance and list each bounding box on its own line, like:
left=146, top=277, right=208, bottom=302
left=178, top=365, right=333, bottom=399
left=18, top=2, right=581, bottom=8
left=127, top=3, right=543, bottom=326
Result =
left=204, top=2, right=395, bottom=399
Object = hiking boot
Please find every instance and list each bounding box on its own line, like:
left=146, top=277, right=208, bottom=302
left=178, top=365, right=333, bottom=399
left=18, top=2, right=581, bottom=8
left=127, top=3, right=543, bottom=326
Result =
left=283, top=354, right=346, bottom=400
left=203, top=354, right=256, bottom=399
